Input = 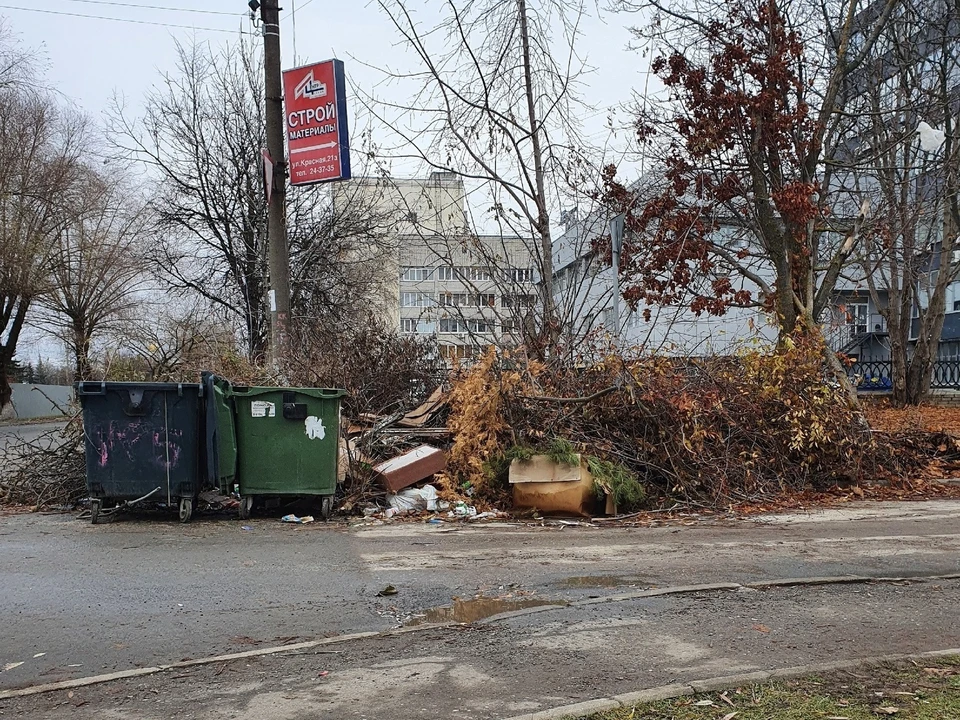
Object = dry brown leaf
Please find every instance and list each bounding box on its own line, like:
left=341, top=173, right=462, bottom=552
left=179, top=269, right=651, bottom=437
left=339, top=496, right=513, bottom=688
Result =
left=874, top=707, right=899, bottom=715
left=720, top=712, right=738, bottom=720
left=752, top=624, right=771, bottom=633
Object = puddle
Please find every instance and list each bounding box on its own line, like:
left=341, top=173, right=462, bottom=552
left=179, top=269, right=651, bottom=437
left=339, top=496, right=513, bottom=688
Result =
left=403, top=597, right=566, bottom=626
left=559, top=575, right=643, bottom=588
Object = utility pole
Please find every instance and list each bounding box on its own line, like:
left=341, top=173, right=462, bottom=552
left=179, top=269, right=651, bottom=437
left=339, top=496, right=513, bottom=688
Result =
left=256, top=0, right=291, bottom=371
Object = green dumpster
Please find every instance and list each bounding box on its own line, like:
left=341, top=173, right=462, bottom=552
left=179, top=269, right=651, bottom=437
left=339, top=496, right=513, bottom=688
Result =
left=228, top=385, right=346, bottom=519
left=202, top=372, right=237, bottom=496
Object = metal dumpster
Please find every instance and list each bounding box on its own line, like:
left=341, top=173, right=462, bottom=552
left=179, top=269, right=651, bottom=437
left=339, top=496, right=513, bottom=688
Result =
left=228, top=385, right=346, bottom=519
left=75, top=381, right=206, bottom=523
left=202, top=372, right=238, bottom=497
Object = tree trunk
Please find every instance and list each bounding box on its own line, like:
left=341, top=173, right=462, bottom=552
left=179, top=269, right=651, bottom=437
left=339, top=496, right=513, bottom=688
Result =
left=0, top=347, right=14, bottom=410
left=517, top=0, right=555, bottom=344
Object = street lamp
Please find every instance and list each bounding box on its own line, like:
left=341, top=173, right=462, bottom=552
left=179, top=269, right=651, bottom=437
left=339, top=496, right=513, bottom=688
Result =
left=609, top=213, right=626, bottom=345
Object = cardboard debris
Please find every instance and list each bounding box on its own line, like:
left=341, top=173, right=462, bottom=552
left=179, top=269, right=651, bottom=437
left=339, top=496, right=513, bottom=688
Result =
left=509, top=454, right=596, bottom=518
left=372, top=444, right=446, bottom=493
left=395, top=388, right=447, bottom=428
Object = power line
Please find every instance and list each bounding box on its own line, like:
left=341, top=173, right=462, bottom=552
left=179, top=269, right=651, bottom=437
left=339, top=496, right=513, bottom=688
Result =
left=0, top=4, right=248, bottom=33
left=62, top=0, right=243, bottom=16
left=282, top=0, right=313, bottom=21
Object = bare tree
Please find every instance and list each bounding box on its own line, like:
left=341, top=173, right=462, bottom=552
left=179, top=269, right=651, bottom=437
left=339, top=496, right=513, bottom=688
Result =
left=0, top=82, right=86, bottom=407
left=32, top=169, right=148, bottom=381
left=366, top=0, right=598, bottom=352
left=846, top=0, right=960, bottom=404
left=110, top=37, right=403, bottom=364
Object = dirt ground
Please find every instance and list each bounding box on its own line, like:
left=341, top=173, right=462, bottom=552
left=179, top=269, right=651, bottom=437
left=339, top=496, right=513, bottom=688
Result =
left=863, top=399, right=960, bottom=437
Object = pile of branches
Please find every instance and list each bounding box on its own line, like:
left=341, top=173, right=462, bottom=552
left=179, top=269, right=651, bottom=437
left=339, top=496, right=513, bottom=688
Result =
left=441, top=337, right=914, bottom=508
left=0, top=417, right=87, bottom=509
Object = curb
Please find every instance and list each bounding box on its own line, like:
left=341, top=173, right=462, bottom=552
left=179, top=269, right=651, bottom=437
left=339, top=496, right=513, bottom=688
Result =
left=0, top=624, right=443, bottom=701
left=1, top=572, right=958, bottom=701
left=502, top=648, right=960, bottom=720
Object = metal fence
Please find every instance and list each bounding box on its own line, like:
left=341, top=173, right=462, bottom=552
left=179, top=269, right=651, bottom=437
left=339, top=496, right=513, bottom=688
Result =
left=849, top=360, right=960, bottom=390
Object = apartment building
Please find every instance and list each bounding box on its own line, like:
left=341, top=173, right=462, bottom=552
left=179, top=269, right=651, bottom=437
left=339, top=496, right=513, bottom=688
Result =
left=336, top=172, right=537, bottom=360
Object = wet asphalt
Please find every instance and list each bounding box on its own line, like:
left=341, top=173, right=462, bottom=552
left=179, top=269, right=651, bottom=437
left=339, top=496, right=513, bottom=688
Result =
left=1, top=499, right=960, bottom=697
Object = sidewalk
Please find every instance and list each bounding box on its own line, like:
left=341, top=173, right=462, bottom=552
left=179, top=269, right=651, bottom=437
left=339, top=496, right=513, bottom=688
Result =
left=3, top=576, right=959, bottom=719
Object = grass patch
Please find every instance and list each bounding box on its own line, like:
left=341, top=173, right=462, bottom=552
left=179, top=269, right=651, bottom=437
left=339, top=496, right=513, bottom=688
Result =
left=583, top=656, right=960, bottom=720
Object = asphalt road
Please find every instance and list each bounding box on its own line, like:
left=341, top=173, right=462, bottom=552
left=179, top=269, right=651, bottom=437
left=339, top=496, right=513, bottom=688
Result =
left=0, top=421, right=69, bottom=454
left=1, top=500, right=960, bottom=690
left=7, top=578, right=958, bottom=720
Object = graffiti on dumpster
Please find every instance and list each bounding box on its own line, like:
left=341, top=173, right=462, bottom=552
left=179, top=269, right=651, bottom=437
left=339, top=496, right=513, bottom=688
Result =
left=95, top=421, right=183, bottom=469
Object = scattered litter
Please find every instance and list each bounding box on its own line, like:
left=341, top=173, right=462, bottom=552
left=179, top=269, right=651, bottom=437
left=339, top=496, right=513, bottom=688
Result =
left=241, top=526, right=253, bottom=531
left=281, top=514, right=315, bottom=524
left=695, top=700, right=715, bottom=707
left=66, top=664, right=82, bottom=668
left=33, top=653, right=45, bottom=658
left=318, top=670, right=329, bottom=677
left=199, top=489, right=240, bottom=510
left=387, top=485, right=439, bottom=514
left=2, top=662, right=24, bottom=672
left=427, top=518, right=445, bottom=524
left=468, top=510, right=508, bottom=522
left=448, top=501, right=477, bottom=518
left=377, top=585, right=398, bottom=596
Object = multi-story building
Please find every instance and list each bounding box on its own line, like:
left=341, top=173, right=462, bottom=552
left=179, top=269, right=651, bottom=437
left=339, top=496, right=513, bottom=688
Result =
left=336, top=172, right=537, bottom=361
left=551, top=209, right=779, bottom=355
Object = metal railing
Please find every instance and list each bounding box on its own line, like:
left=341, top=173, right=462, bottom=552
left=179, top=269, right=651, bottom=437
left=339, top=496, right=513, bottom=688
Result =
left=848, top=359, right=960, bottom=390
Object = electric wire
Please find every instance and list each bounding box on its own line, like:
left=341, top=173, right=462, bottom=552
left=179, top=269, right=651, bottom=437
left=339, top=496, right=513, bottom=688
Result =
left=62, top=0, right=243, bottom=16
left=0, top=4, right=248, bottom=33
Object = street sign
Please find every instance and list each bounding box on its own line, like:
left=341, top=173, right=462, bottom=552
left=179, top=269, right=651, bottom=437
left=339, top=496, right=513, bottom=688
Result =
left=282, top=59, right=351, bottom=186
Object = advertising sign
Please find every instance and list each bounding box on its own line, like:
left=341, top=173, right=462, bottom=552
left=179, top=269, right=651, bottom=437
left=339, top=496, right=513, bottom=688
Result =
left=282, top=59, right=351, bottom=186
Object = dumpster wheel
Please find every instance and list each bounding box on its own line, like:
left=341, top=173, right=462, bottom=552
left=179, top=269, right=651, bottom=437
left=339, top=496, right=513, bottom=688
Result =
left=239, top=495, right=253, bottom=520
left=90, top=499, right=102, bottom=524
left=179, top=498, right=193, bottom=523
left=320, top=495, right=333, bottom=521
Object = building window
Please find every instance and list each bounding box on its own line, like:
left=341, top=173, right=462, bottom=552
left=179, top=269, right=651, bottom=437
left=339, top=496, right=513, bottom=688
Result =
left=461, top=266, right=492, bottom=281
left=436, top=266, right=455, bottom=281
left=400, top=266, right=433, bottom=282
left=439, top=344, right=476, bottom=361
left=510, top=267, right=534, bottom=283
left=439, top=292, right=469, bottom=307
left=401, top=318, right=418, bottom=333
left=439, top=318, right=470, bottom=333
left=602, top=307, right=615, bottom=331
left=401, top=292, right=434, bottom=307
left=502, top=317, right=518, bottom=332
left=502, top=294, right=536, bottom=309
left=439, top=292, right=495, bottom=307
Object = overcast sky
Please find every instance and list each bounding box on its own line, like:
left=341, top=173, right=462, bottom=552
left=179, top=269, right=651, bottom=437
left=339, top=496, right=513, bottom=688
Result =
left=5, top=1, right=647, bottom=150
left=6, top=0, right=650, bottom=364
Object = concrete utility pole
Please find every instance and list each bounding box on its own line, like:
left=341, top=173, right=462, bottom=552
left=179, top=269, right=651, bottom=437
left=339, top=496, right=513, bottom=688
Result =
left=256, top=0, right=291, bottom=370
